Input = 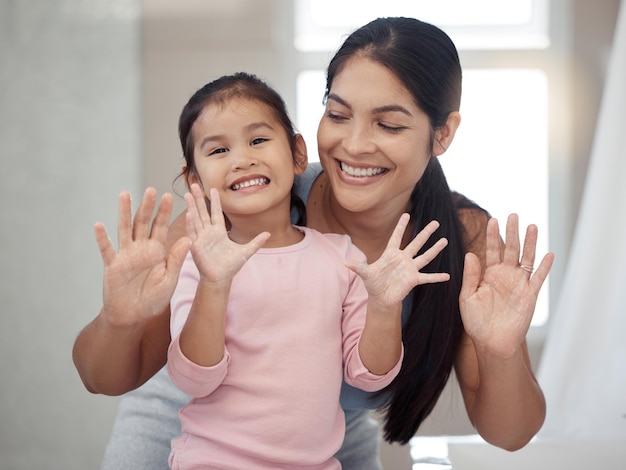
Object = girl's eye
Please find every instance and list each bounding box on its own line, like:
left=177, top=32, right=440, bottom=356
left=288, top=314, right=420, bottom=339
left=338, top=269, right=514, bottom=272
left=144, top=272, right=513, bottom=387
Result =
left=251, top=137, right=268, bottom=146
left=208, top=147, right=228, bottom=156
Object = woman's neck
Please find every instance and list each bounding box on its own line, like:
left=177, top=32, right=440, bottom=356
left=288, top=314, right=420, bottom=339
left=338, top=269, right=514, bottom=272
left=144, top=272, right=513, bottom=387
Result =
left=308, top=173, right=413, bottom=263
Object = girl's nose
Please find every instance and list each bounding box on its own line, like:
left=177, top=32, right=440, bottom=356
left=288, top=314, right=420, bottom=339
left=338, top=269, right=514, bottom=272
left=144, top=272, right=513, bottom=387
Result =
left=232, top=149, right=258, bottom=170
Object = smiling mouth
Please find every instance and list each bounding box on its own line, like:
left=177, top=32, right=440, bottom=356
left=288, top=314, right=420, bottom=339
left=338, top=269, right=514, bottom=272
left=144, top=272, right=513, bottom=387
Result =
left=340, top=161, right=387, bottom=177
left=231, top=177, right=269, bottom=191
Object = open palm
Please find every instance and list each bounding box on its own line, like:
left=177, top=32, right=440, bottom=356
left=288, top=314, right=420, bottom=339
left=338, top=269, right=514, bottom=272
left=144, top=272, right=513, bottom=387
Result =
left=459, top=214, right=554, bottom=358
left=95, top=188, right=191, bottom=326
left=348, top=214, right=451, bottom=308
left=185, top=185, right=270, bottom=283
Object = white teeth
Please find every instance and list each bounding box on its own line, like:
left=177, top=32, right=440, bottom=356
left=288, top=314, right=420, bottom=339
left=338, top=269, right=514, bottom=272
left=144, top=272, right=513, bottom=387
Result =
left=231, top=177, right=269, bottom=191
left=340, top=162, right=386, bottom=177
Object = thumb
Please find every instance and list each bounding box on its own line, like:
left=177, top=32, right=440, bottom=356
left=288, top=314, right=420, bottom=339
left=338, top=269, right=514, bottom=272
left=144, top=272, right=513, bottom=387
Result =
left=166, top=236, right=192, bottom=277
left=242, top=231, right=271, bottom=259
left=345, top=259, right=369, bottom=280
left=459, top=252, right=481, bottom=303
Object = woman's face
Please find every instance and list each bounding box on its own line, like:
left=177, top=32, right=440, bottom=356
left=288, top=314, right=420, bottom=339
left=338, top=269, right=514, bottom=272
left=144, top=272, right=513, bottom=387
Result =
left=317, top=56, right=433, bottom=216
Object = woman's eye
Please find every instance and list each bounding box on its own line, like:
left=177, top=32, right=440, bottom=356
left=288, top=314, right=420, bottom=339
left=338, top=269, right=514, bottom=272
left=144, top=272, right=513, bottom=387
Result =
left=378, top=122, right=405, bottom=132
left=326, top=111, right=347, bottom=122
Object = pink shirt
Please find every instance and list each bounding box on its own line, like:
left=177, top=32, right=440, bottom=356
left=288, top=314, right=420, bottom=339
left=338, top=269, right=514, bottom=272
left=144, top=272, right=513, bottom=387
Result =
left=168, top=226, right=402, bottom=469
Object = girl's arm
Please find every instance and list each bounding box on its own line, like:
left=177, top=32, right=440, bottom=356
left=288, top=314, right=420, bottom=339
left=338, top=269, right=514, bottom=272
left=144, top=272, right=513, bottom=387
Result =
left=349, top=214, right=450, bottom=375
left=173, top=186, right=270, bottom=367
left=72, top=189, right=190, bottom=395
left=457, top=213, right=554, bottom=450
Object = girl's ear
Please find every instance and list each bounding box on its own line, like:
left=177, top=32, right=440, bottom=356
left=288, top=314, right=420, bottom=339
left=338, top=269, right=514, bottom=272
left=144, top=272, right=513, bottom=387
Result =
left=293, top=134, right=308, bottom=175
left=183, top=166, right=200, bottom=189
left=433, top=111, right=461, bottom=157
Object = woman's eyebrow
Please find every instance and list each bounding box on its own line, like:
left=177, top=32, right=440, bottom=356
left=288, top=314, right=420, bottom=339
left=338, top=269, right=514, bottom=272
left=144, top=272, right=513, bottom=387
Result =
left=327, top=93, right=412, bottom=117
left=372, top=104, right=413, bottom=117
left=327, top=93, right=351, bottom=109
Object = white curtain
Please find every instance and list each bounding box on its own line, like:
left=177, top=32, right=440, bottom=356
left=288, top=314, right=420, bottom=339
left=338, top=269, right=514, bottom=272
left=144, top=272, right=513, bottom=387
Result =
left=538, top=0, right=626, bottom=439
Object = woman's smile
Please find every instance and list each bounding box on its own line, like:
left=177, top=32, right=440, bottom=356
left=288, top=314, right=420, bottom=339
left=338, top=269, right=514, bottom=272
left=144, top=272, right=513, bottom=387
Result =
left=339, top=160, right=388, bottom=178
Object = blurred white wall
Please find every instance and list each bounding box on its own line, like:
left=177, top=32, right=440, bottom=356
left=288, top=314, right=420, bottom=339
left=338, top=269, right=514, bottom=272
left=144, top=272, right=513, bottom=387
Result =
left=0, top=1, right=140, bottom=469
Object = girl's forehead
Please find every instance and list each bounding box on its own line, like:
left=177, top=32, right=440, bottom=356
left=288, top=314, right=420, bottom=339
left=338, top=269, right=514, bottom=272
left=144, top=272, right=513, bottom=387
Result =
left=198, top=97, right=275, bottom=122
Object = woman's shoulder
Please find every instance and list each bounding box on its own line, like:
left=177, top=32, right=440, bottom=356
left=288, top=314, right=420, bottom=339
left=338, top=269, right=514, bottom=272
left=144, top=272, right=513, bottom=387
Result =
left=294, top=162, right=323, bottom=202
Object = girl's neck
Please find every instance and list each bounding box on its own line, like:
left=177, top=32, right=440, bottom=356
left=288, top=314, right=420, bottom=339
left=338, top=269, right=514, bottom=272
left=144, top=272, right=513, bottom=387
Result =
left=227, top=212, right=303, bottom=248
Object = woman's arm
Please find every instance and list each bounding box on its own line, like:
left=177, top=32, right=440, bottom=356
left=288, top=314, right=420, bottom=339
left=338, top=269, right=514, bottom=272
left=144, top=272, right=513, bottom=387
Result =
left=456, top=212, right=554, bottom=450
left=72, top=189, right=189, bottom=395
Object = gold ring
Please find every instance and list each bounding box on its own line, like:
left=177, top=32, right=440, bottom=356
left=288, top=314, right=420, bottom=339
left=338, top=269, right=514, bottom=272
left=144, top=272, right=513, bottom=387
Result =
left=519, top=264, right=534, bottom=273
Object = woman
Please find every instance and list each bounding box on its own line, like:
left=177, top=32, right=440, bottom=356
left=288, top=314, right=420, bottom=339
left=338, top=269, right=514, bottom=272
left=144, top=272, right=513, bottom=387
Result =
left=73, top=17, right=553, bottom=469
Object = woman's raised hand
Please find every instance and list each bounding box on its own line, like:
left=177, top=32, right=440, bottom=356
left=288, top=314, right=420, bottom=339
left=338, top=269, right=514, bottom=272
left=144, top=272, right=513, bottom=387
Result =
left=185, top=184, right=270, bottom=283
left=459, top=214, right=555, bottom=358
left=347, top=214, right=450, bottom=307
left=94, top=187, right=192, bottom=326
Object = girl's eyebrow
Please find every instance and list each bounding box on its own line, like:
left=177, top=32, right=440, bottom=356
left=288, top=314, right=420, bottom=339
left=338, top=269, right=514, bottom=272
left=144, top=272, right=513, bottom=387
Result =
left=327, top=93, right=413, bottom=117
left=246, top=121, right=274, bottom=132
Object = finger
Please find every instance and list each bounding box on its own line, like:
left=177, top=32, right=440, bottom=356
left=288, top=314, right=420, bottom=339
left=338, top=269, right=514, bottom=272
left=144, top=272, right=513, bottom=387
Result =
left=459, top=252, right=481, bottom=304
left=403, top=219, right=441, bottom=256
left=190, top=184, right=211, bottom=225
left=413, top=237, right=448, bottom=269
left=184, top=192, right=202, bottom=238
left=520, top=223, right=538, bottom=271
left=485, top=217, right=502, bottom=267
left=208, top=188, right=226, bottom=227
left=150, top=192, right=174, bottom=242
left=345, top=258, right=368, bottom=280
left=166, top=236, right=192, bottom=282
left=241, top=231, right=271, bottom=260
left=386, top=213, right=411, bottom=249
left=503, top=213, right=521, bottom=265
left=529, top=251, right=555, bottom=293
left=133, top=187, right=158, bottom=240
left=417, top=272, right=451, bottom=285
left=94, top=222, right=116, bottom=266
left=117, top=191, right=132, bottom=247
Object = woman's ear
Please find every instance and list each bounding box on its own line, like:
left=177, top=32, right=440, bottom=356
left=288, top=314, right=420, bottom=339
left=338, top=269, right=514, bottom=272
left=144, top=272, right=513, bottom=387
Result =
left=434, top=111, right=461, bottom=157
left=293, top=134, right=308, bottom=175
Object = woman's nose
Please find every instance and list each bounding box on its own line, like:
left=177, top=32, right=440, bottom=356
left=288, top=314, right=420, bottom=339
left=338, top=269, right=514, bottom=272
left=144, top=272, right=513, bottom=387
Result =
left=343, top=122, right=377, bottom=156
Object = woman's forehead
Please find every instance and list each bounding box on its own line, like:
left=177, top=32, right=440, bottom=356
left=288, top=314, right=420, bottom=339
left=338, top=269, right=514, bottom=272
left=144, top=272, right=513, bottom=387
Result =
left=330, top=57, right=419, bottom=112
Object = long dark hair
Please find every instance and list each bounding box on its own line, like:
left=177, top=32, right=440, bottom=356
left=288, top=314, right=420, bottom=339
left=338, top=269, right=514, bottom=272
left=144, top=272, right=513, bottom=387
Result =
left=176, top=72, right=306, bottom=225
left=325, top=17, right=467, bottom=444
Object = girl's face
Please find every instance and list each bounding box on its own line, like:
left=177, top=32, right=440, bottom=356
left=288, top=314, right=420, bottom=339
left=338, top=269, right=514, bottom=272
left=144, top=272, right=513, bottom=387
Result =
left=189, top=98, right=306, bottom=220
left=317, top=57, right=433, bottom=216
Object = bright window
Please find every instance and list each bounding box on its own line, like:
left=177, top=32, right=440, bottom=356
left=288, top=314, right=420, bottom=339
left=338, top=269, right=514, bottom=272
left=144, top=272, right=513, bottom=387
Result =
left=295, top=0, right=549, bottom=51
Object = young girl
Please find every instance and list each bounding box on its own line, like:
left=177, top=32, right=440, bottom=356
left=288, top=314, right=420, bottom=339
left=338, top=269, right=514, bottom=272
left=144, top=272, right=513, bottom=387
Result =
left=166, top=72, right=450, bottom=469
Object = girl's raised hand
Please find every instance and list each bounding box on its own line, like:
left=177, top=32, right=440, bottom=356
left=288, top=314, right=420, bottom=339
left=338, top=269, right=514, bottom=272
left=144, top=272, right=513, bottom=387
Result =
left=459, top=214, right=554, bottom=358
left=94, top=187, right=192, bottom=326
left=185, top=184, right=270, bottom=283
left=347, top=214, right=450, bottom=307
